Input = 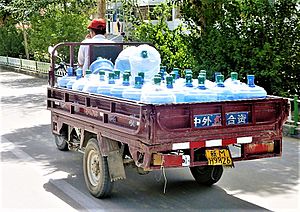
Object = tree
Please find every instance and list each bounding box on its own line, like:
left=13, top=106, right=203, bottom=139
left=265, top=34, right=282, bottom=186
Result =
left=98, top=0, right=106, bottom=18
left=180, top=0, right=300, bottom=96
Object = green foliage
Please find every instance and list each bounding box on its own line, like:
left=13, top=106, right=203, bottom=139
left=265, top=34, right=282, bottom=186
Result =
left=122, top=0, right=194, bottom=74
left=28, top=11, right=88, bottom=61
left=181, top=0, right=300, bottom=96
left=0, top=19, right=25, bottom=57
left=1, top=0, right=96, bottom=61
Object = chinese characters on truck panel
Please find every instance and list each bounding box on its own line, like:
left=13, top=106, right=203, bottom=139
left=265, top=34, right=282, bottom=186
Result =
left=194, top=112, right=249, bottom=128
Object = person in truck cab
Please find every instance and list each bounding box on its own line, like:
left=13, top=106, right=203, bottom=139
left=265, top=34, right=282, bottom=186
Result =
left=78, top=18, right=114, bottom=75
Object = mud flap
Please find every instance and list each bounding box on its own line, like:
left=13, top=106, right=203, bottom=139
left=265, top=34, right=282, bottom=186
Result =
left=98, top=135, right=126, bottom=181
left=107, top=150, right=126, bottom=181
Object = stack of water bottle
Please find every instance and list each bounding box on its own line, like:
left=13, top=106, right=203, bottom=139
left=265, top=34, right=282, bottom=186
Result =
left=57, top=44, right=267, bottom=104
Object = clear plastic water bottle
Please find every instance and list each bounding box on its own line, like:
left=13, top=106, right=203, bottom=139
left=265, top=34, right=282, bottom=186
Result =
left=110, top=72, right=131, bottom=98
left=129, top=44, right=161, bottom=82
left=165, top=75, right=185, bottom=103
left=244, top=75, right=267, bottom=99
left=224, top=72, right=243, bottom=99
left=113, top=69, right=122, bottom=85
left=212, top=74, right=234, bottom=101
left=90, top=57, right=114, bottom=74
left=57, top=67, right=76, bottom=88
left=172, top=68, right=180, bottom=79
left=72, top=69, right=92, bottom=91
left=159, top=66, right=167, bottom=81
left=122, top=76, right=143, bottom=101
left=199, top=70, right=215, bottom=89
left=96, top=72, right=115, bottom=96
left=189, top=75, right=217, bottom=102
left=114, top=46, right=137, bottom=73
left=138, top=72, right=145, bottom=85
left=140, top=76, right=175, bottom=104
left=82, top=71, right=106, bottom=93
left=66, top=68, right=82, bottom=89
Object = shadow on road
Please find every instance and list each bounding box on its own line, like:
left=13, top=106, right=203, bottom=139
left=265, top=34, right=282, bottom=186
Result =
left=3, top=124, right=299, bottom=210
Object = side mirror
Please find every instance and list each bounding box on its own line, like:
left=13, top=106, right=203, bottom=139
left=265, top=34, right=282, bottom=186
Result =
left=48, top=46, right=58, bottom=57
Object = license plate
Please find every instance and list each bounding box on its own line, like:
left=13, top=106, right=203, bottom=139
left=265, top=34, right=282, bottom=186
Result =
left=205, top=149, right=233, bottom=166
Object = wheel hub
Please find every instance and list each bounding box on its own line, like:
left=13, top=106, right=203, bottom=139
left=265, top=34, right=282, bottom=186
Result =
left=87, top=150, right=101, bottom=187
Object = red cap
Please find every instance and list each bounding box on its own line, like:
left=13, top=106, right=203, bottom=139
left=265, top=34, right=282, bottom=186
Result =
left=87, top=19, right=106, bottom=29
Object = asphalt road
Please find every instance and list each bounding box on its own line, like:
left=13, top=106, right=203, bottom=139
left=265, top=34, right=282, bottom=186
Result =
left=0, top=68, right=299, bottom=211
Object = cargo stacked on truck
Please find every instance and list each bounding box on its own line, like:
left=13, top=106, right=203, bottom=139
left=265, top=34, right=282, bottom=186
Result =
left=47, top=42, right=289, bottom=198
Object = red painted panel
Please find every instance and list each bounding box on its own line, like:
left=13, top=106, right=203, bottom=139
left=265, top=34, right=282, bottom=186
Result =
left=162, top=155, right=183, bottom=167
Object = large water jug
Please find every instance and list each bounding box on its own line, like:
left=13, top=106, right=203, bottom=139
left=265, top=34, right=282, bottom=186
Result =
left=90, top=57, right=114, bottom=74
left=130, top=44, right=161, bottom=81
left=212, top=74, right=235, bottom=101
left=72, top=70, right=92, bottom=91
left=140, top=76, right=175, bottom=104
left=185, top=75, right=217, bottom=102
left=165, top=75, right=185, bottom=103
left=96, top=72, right=115, bottom=96
left=82, top=71, right=106, bottom=93
left=122, top=76, right=143, bottom=101
left=172, top=68, right=180, bottom=79
left=159, top=66, right=167, bottom=81
left=242, top=75, right=267, bottom=99
left=110, top=73, right=131, bottom=98
left=199, top=70, right=215, bottom=89
left=114, top=46, right=137, bottom=72
left=176, top=69, right=192, bottom=87
left=57, top=67, right=76, bottom=88
left=223, top=72, right=244, bottom=99
left=65, top=68, right=83, bottom=89
left=113, top=69, right=122, bottom=85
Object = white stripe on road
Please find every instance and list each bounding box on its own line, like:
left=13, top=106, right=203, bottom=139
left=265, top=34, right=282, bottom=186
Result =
left=1, top=137, right=104, bottom=211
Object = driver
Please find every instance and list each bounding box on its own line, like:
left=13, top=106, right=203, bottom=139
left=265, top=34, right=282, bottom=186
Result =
left=78, top=18, right=114, bottom=75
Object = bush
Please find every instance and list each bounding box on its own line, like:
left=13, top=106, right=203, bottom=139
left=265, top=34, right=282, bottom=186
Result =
left=0, top=19, right=25, bottom=57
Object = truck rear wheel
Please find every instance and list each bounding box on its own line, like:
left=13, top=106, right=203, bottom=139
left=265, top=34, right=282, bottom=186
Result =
left=54, top=133, right=69, bottom=151
left=190, top=165, right=223, bottom=186
left=83, top=138, right=113, bottom=198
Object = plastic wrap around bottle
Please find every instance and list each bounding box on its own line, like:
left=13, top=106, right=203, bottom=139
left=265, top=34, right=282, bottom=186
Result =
left=72, top=70, right=92, bottom=91
left=122, top=76, right=143, bottom=101
left=96, top=72, right=115, bottom=96
left=57, top=67, right=75, bottom=88
left=240, top=75, right=267, bottom=99
left=82, top=71, right=106, bottom=93
left=129, top=44, right=161, bottom=82
left=185, top=75, right=217, bottom=102
left=110, top=73, right=131, bottom=98
left=114, top=46, right=137, bottom=72
left=89, top=57, right=114, bottom=74
left=141, top=76, right=175, bottom=104
left=212, top=74, right=235, bottom=101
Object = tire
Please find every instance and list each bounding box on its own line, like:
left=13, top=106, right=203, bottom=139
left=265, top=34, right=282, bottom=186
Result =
left=83, top=138, right=113, bottom=198
left=54, top=133, right=69, bottom=151
left=190, top=165, right=223, bottom=186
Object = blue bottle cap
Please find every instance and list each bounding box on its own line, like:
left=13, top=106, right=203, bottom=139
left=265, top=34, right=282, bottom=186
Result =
left=247, top=75, right=255, bottom=87
left=76, top=68, right=83, bottom=78
left=67, top=67, right=73, bottom=76
left=134, top=76, right=142, bottom=89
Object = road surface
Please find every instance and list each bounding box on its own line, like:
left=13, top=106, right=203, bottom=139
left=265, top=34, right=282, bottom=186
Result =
left=0, top=68, right=299, bottom=211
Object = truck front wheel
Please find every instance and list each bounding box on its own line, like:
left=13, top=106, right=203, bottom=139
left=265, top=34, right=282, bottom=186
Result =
left=83, top=138, right=113, bottom=198
left=190, top=165, right=223, bottom=186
